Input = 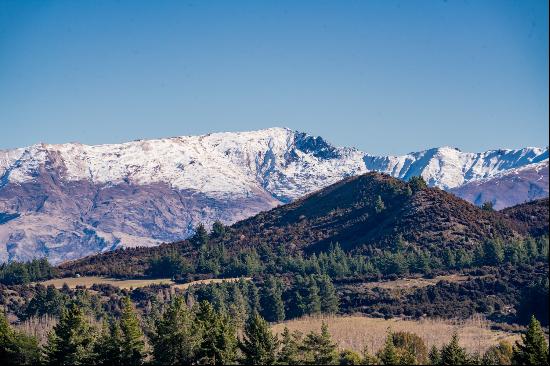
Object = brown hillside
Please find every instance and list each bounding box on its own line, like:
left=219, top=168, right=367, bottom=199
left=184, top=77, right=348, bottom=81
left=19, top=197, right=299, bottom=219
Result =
left=221, top=172, right=523, bottom=254
left=500, top=198, right=549, bottom=237
left=58, top=173, right=542, bottom=277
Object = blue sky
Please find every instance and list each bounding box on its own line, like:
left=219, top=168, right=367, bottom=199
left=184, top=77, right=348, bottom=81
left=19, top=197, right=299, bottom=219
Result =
left=0, top=0, right=548, bottom=155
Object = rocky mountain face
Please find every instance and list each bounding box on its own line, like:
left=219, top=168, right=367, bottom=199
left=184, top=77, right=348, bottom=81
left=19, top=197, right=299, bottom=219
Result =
left=1, top=127, right=548, bottom=263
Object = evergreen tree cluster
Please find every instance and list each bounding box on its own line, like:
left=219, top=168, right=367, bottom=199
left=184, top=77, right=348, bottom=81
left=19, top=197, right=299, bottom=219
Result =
left=0, top=259, right=55, bottom=285
left=22, top=284, right=108, bottom=321
left=1, top=312, right=41, bottom=365
left=147, top=233, right=549, bottom=283
left=286, top=274, right=339, bottom=319
left=3, top=297, right=548, bottom=365
left=187, top=274, right=339, bottom=324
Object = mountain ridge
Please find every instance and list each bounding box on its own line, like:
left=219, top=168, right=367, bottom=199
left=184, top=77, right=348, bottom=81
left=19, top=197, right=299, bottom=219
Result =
left=1, top=127, right=548, bottom=263
left=2, top=127, right=547, bottom=195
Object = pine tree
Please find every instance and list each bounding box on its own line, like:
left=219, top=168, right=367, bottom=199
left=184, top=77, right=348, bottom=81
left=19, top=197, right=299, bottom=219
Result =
left=305, top=276, right=321, bottom=315
left=439, top=333, right=468, bottom=365
left=95, top=318, right=123, bottom=365
left=44, top=302, right=97, bottom=365
left=211, top=221, right=226, bottom=239
left=361, top=345, right=379, bottom=365
left=288, top=275, right=308, bottom=318
left=151, top=296, right=199, bottom=364
left=339, top=349, right=362, bottom=364
left=239, top=312, right=278, bottom=365
left=413, top=251, right=431, bottom=274
left=195, top=301, right=237, bottom=365
left=483, top=239, right=504, bottom=266
left=512, top=315, right=549, bottom=365
left=473, top=245, right=486, bottom=267
left=1, top=312, right=14, bottom=364
left=375, top=195, right=386, bottom=213
left=442, top=248, right=456, bottom=269
left=300, top=322, right=338, bottom=365
left=228, top=285, right=248, bottom=329
left=394, top=234, right=407, bottom=252
left=377, top=333, right=399, bottom=365
left=248, top=281, right=262, bottom=314
left=119, top=297, right=146, bottom=364
left=408, top=176, right=427, bottom=192
left=1, top=312, right=41, bottom=365
left=260, top=276, right=285, bottom=322
left=481, top=201, right=494, bottom=211
left=428, top=345, right=441, bottom=365
left=392, top=331, right=428, bottom=364
left=318, top=274, right=339, bottom=314
left=278, top=327, right=302, bottom=365
left=13, top=332, right=41, bottom=365
left=192, top=223, right=209, bottom=247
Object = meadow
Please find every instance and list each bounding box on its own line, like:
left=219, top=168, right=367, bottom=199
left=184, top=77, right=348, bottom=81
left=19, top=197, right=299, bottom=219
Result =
left=37, top=276, right=246, bottom=290
left=271, top=314, right=521, bottom=355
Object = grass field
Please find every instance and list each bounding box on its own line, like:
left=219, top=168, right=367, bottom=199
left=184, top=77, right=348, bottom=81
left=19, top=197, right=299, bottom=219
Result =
left=38, top=273, right=468, bottom=291
left=37, top=276, right=247, bottom=290
left=271, top=314, right=520, bottom=355
left=361, top=273, right=477, bottom=290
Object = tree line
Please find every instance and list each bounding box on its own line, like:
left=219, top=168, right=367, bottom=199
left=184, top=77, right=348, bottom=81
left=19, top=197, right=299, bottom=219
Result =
left=2, top=297, right=548, bottom=365
left=147, top=232, right=548, bottom=281
left=3, top=240, right=546, bottom=327
left=0, top=259, right=55, bottom=286
left=1, top=235, right=547, bottom=286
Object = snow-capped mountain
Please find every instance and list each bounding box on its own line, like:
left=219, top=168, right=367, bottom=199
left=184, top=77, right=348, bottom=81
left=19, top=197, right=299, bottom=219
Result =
left=449, top=160, right=549, bottom=210
left=0, top=127, right=548, bottom=263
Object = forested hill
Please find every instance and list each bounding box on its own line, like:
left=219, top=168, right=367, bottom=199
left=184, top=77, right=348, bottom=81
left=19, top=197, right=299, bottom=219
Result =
left=58, top=173, right=547, bottom=278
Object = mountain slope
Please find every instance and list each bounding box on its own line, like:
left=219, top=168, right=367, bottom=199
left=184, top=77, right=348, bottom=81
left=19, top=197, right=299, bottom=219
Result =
left=59, top=172, right=541, bottom=277
left=1, top=128, right=547, bottom=263
left=215, top=172, right=524, bottom=254
left=500, top=198, right=549, bottom=237
left=449, top=161, right=549, bottom=209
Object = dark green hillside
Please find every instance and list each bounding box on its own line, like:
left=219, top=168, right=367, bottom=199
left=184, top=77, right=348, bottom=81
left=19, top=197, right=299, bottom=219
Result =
left=58, top=172, right=540, bottom=278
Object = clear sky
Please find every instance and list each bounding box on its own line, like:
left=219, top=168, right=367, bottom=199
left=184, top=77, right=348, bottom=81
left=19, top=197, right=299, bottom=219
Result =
left=0, top=0, right=548, bottom=155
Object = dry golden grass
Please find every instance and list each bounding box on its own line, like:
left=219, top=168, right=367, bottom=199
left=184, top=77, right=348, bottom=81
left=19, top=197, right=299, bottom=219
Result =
left=271, top=314, right=520, bottom=355
left=171, top=277, right=249, bottom=290
left=37, top=276, right=248, bottom=290
left=37, top=276, right=175, bottom=289
left=16, top=315, right=57, bottom=344
left=360, top=274, right=487, bottom=290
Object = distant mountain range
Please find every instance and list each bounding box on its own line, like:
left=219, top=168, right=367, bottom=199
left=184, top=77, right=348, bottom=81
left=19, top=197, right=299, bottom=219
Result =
left=1, top=127, right=548, bottom=263
left=449, top=160, right=548, bottom=210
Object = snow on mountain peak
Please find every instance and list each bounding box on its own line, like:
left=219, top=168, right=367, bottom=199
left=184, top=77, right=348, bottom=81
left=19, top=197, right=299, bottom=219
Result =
left=1, top=127, right=548, bottom=263
left=0, top=128, right=548, bottom=197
